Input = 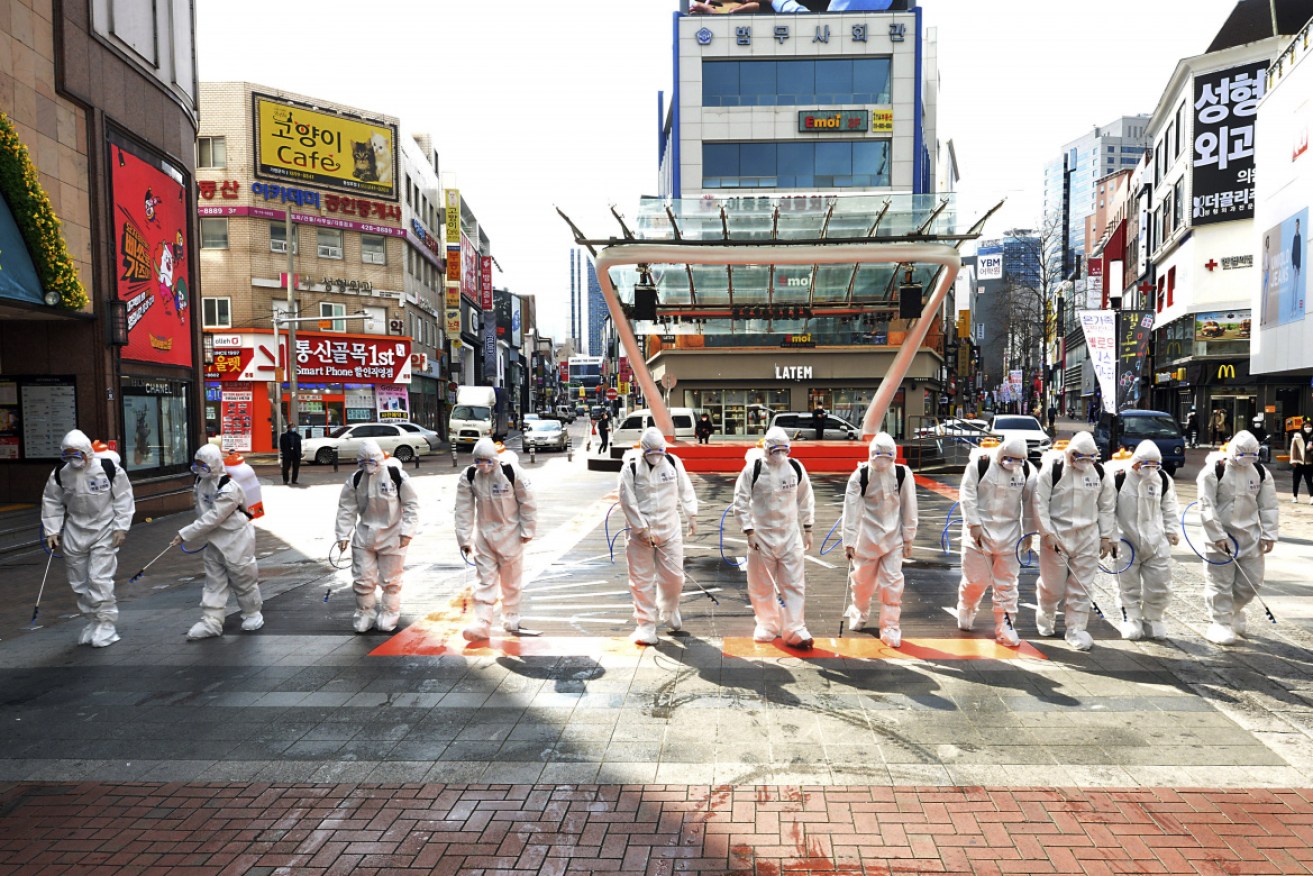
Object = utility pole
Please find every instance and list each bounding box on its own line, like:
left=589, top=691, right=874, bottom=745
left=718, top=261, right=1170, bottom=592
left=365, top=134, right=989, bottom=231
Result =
left=286, top=206, right=298, bottom=430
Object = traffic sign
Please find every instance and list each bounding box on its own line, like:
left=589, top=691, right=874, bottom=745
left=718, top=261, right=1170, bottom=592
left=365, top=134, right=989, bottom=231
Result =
left=606, top=387, right=618, bottom=400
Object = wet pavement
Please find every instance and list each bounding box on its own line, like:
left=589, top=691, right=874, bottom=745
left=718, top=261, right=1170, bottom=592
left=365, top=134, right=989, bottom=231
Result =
left=2, top=420, right=1313, bottom=874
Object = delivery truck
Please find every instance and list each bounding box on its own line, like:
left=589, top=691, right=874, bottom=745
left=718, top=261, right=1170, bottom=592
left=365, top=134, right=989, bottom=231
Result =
left=449, top=385, right=509, bottom=446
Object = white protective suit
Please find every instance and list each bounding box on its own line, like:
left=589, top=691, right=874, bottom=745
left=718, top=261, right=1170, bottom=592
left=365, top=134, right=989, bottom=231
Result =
left=841, top=432, right=917, bottom=647
left=40, top=429, right=135, bottom=647
left=179, top=444, right=263, bottom=639
left=335, top=439, right=420, bottom=633
left=618, top=428, right=699, bottom=643
left=1033, top=430, right=1117, bottom=650
left=1196, top=430, right=1280, bottom=644
left=957, top=436, right=1036, bottom=647
left=732, top=427, right=816, bottom=647
left=455, top=437, right=537, bottom=639
left=1114, top=440, right=1180, bottom=640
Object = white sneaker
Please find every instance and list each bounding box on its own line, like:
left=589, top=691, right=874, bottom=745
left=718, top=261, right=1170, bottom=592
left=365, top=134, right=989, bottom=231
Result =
left=462, top=622, right=491, bottom=642
left=1066, top=629, right=1094, bottom=651
left=187, top=621, right=221, bottom=640
left=1035, top=609, right=1056, bottom=637
left=1205, top=623, right=1237, bottom=645
left=1119, top=620, right=1144, bottom=641
left=376, top=611, right=400, bottom=633
left=1146, top=621, right=1168, bottom=640
left=880, top=627, right=902, bottom=649
left=502, top=615, right=521, bottom=633
left=240, top=612, right=264, bottom=632
left=995, top=622, right=1020, bottom=648
left=753, top=624, right=778, bottom=643
left=845, top=605, right=866, bottom=632
left=1232, top=611, right=1248, bottom=638
left=1293, top=495, right=1302, bottom=504
left=631, top=623, right=658, bottom=646
left=352, top=611, right=375, bottom=634
left=956, top=605, right=977, bottom=632
left=666, top=608, right=682, bottom=632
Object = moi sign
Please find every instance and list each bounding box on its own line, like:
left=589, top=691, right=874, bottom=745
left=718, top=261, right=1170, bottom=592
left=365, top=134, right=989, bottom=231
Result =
left=798, top=110, right=869, bottom=133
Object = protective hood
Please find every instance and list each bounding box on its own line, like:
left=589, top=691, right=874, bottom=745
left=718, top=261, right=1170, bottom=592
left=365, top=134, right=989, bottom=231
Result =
left=194, top=443, right=225, bottom=479
left=1065, top=430, right=1097, bottom=463
left=1131, top=439, right=1162, bottom=466
left=60, top=429, right=93, bottom=457
left=869, top=432, right=897, bottom=463
left=640, top=427, right=667, bottom=453
left=763, top=426, right=790, bottom=450
left=995, top=436, right=1028, bottom=464
left=357, top=438, right=385, bottom=465
left=1228, top=430, right=1260, bottom=459
left=472, top=437, right=499, bottom=462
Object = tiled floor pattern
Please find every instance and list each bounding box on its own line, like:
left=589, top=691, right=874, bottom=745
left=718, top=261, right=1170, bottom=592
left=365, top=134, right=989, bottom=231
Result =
left=1, top=782, right=1312, bottom=875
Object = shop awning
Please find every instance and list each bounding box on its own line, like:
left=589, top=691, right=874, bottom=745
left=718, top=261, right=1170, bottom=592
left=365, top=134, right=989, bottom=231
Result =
left=0, top=194, right=46, bottom=307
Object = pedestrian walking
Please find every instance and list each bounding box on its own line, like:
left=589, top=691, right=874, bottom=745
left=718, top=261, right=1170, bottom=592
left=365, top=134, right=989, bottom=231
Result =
left=279, top=422, right=302, bottom=485
left=1290, top=420, right=1313, bottom=503
left=1211, top=408, right=1228, bottom=445
left=732, top=427, right=816, bottom=648
left=956, top=437, right=1035, bottom=648
left=335, top=440, right=420, bottom=633
left=811, top=406, right=827, bottom=441
left=596, top=411, right=611, bottom=454
left=1185, top=409, right=1200, bottom=448
left=841, top=433, right=917, bottom=648
left=40, top=429, right=136, bottom=647
left=695, top=413, right=713, bottom=445
left=618, top=428, right=698, bottom=645
left=172, top=444, right=263, bottom=640
left=456, top=438, right=537, bottom=640
left=1196, top=431, right=1279, bottom=645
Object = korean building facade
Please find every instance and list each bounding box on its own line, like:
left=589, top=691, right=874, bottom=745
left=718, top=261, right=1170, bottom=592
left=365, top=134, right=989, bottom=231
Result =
left=0, top=0, right=203, bottom=513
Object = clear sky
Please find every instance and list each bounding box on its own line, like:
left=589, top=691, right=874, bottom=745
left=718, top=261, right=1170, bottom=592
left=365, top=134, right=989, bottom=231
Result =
left=197, top=0, right=1242, bottom=341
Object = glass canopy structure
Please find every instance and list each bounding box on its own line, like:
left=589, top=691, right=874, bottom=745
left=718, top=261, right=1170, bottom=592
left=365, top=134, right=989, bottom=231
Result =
left=560, top=193, right=997, bottom=439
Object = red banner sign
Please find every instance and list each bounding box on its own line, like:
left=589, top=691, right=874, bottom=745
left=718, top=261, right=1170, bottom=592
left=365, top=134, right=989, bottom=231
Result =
left=204, top=330, right=412, bottom=385
left=481, top=255, right=493, bottom=310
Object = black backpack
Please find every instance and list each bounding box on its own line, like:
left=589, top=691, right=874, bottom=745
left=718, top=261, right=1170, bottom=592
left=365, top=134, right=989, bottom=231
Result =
left=1049, top=459, right=1105, bottom=486
left=1215, top=459, right=1267, bottom=483
left=354, top=466, right=405, bottom=491
left=751, top=456, right=804, bottom=488
left=1113, top=469, right=1170, bottom=494
left=629, top=454, right=678, bottom=480
left=53, top=457, right=116, bottom=488
left=466, top=463, right=516, bottom=486
left=858, top=461, right=907, bottom=495
left=976, top=455, right=1032, bottom=481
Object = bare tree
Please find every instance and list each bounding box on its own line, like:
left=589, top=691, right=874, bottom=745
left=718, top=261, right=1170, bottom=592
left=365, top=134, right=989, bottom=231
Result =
left=996, top=217, right=1064, bottom=413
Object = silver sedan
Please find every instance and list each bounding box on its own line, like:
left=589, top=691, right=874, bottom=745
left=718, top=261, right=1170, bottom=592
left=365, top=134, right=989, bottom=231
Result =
left=523, top=419, right=569, bottom=451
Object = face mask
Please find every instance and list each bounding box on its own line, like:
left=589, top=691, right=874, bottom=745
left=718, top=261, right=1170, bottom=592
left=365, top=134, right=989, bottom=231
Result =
left=474, top=459, right=497, bottom=474
left=768, top=446, right=789, bottom=461
left=872, top=451, right=895, bottom=469
left=190, top=462, right=211, bottom=477
left=1233, top=452, right=1258, bottom=467
left=998, top=458, right=1019, bottom=472
left=358, top=458, right=380, bottom=473
left=69, top=456, right=87, bottom=470
left=644, top=451, right=665, bottom=464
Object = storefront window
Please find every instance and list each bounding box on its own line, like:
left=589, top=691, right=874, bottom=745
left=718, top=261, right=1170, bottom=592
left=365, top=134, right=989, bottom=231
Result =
left=121, top=377, right=192, bottom=473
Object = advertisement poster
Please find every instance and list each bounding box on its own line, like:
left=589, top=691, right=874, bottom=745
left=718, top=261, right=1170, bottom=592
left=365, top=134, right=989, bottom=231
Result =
left=122, top=394, right=160, bottom=469
left=111, top=144, right=193, bottom=367
left=220, top=384, right=253, bottom=454
left=1195, top=309, right=1252, bottom=341
left=1078, top=310, right=1117, bottom=413
left=20, top=378, right=77, bottom=460
left=1260, top=208, right=1307, bottom=326
left=0, top=379, right=19, bottom=459
left=375, top=385, right=410, bottom=420
left=1192, top=62, right=1267, bottom=225
left=976, top=243, right=1002, bottom=281
left=1115, top=310, right=1154, bottom=411
left=253, top=93, right=397, bottom=200
left=345, top=386, right=376, bottom=422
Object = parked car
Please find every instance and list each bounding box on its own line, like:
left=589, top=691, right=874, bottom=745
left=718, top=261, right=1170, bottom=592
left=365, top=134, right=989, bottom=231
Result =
left=1093, top=410, right=1187, bottom=475
left=609, top=408, right=699, bottom=458
left=913, top=417, right=996, bottom=445
left=554, top=405, right=576, bottom=424
left=987, top=415, right=1052, bottom=462
left=523, top=418, right=569, bottom=451
left=392, top=420, right=441, bottom=451
left=769, top=412, right=860, bottom=440
left=301, top=423, right=431, bottom=465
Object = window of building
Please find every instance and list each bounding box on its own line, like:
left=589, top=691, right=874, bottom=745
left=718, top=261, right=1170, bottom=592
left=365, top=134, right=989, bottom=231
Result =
left=361, top=234, right=387, bottom=265
left=703, top=139, right=891, bottom=189
left=1174, top=103, right=1184, bottom=157
left=198, top=136, right=226, bottom=169
left=1173, top=178, right=1184, bottom=228
left=317, top=228, right=343, bottom=259
left=320, top=301, right=346, bottom=332
left=199, top=217, right=228, bottom=249
left=269, top=222, right=298, bottom=254
left=202, top=297, right=231, bottom=328
left=702, top=58, right=892, bottom=107
left=1167, top=266, right=1176, bottom=307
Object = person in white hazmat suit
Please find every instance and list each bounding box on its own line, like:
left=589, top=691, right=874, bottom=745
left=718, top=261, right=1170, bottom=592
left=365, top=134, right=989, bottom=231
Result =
left=956, top=436, right=1035, bottom=647
left=618, top=427, right=699, bottom=645
left=841, top=432, right=917, bottom=648
left=335, top=439, right=420, bottom=633
left=1196, top=429, right=1280, bottom=645
left=1113, top=440, right=1180, bottom=640
left=732, top=426, right=816, bottom=648
left=455, top=437, right=537, bottom=641
left=1033, top=431, right=1117, bottom=650
left=40, top=429, right=136, bottom=647
left=170, top=444, right=263, bottom=639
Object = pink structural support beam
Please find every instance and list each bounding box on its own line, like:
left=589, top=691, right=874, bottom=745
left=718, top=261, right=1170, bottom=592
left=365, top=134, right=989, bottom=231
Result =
left=592, top=242, right=961, bottom=441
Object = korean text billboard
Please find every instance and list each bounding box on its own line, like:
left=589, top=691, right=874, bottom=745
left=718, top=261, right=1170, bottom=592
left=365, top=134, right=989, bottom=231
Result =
left=1192, top=63, right=1266, bottom=225
left=110, top=144, right=193, bottom=368
left=253, top=93, right=398, bottom=201
left=685, top=1, right=896, bottom=12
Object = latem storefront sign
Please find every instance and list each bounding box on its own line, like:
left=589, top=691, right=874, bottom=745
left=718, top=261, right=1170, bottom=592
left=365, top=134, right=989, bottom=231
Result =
left=798, top=110, right=869, bottom=133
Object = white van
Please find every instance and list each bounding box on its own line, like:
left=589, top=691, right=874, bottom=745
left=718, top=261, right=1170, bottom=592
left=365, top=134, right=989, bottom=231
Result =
left=607, top=408, right=699, bottom=458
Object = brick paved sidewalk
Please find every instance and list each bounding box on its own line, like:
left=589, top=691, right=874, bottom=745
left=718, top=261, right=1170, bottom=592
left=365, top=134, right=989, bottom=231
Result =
left=2, top=782, right=1312, bottom=875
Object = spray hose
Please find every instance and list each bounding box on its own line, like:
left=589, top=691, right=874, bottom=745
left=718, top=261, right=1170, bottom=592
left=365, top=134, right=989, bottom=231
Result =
left=1015, top=531, right=1038, bottom=568
left=1098, top=538, right=1135, bottom=575
left=941, top=502, right=962, bottom=555
left=719, top=505, right=745, bottom=569
left=1180, top=502, right=1240, bottom=565
left=818, top=518, right=843, bottom=556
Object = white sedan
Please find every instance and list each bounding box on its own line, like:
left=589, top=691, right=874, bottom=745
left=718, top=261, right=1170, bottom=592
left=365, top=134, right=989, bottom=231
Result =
left=302, top=422, right=431, bottom=465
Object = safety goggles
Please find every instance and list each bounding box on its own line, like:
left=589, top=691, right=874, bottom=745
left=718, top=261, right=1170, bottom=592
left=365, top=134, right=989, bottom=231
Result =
left=1234, top=452, right=1260, bottom=462
left=1000, top=455, right=1025, bottom=466
left=474, top=458, right=497, bottom=470
left=872, top=451, right=897, bottom=460
left=1071, top=453, right=1099, bottom=463
left=1137, top=462, right=1161, bottom=472
left=357, top=457, right=380, bottom=469
left=767, top=445, right=790, bottom=456
left=60, top=450, right=86, bottom=464
left=190, top=462, right=211, bottom=476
